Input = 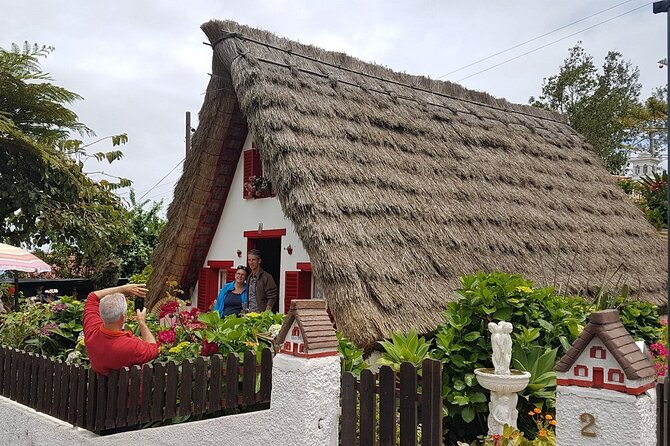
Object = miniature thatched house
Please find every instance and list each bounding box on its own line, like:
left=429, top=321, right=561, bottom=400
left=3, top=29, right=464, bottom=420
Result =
left=555, top=309, right=656, bottom=394
left=147, top=20, right=667, bottom=348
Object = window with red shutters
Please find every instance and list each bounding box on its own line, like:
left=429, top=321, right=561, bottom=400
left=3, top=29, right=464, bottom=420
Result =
left=197, top=267, right=220, bottom=312
left=243, top=147, right=262, bottom=199
left=284, top=270, right=312, bottom=314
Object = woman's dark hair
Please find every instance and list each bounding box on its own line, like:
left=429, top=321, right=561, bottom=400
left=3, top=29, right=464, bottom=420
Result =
left=236, top=265, right=249, bottom=275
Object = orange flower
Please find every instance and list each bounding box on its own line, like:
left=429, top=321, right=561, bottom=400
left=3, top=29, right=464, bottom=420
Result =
left=538, top=429, right=546, bottom=437
left=528, top=411, right=535, bottom=416
left=550, top=420, right=557, bottom=426
left=533, top=408, right=542, bottom=414
left=545, top=414, right=553, bottom=421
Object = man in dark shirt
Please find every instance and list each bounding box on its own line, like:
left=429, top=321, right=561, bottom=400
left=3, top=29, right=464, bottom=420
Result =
left=246, top=249, right=278, bottom=312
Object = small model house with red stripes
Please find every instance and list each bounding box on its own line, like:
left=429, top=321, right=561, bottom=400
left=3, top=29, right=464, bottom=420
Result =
left=555, top=309, right=656, bottom=395
left=276, top=300, right=338, bottom=358
left=146, top=19, right=667, bottom=349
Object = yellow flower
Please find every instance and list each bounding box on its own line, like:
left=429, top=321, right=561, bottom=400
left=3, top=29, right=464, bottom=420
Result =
left=515, top=286, right=533, bottom=293
left=245, top=312, right=260, bottom=318
left=168, top=341, right=191, bottom=354
left=528, top=411, right=535, bottom=416
left=533, top=407, right=542, bottom=414
left=545, top=414, right=553, bottom=421
left=245, top=340, right=258, bottom=347
left=549, top=420, right=557, bottom=426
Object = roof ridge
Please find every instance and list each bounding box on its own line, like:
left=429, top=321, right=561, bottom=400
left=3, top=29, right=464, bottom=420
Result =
left=203, top=20, right=567, bottom=125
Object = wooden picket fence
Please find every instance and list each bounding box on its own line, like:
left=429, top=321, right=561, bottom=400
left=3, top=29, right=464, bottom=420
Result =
left=340, top=359, right=443, bottom=446
left=658, top=376, right=668, bottom=446
left=0, top=345, right=272, bottom=433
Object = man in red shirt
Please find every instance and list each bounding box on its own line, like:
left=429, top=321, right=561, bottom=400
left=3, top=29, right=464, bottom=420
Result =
left=83, top=283, right=158, bottom=375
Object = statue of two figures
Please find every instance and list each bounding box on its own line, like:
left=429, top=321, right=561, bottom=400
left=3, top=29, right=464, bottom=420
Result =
left=487, top=321, right=518, bottom=434
left=489, top=321, right=513, bottom=375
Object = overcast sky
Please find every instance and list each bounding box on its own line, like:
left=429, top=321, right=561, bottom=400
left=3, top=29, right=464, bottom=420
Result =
left=2, top=0, right=666, bottom=210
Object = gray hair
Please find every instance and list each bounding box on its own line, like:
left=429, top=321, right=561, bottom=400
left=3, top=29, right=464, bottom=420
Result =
left=248, top=249, right=262, bottom=259
left=99, top=293, right=127, bottom=324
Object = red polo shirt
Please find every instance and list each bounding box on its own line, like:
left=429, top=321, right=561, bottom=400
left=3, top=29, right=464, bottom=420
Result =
left=83, top=292, right=158, bottom=375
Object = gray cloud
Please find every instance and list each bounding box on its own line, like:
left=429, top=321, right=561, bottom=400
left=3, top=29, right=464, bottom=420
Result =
left=3, top=0, right=665, bottom=206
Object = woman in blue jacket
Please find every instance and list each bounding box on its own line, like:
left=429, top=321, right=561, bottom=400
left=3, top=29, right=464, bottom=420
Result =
left=213, top=265, right=249, bottom=317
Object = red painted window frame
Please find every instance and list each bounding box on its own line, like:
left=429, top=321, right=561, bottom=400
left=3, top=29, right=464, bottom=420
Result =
left=574, top=365, right=589, bottom=377
left=608, top=368, right=624, bottom=383
left=589, top=346, right=606, bottom=360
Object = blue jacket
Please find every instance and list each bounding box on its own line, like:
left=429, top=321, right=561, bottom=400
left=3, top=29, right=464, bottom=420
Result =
left=213, top=282, right=248, bottom=317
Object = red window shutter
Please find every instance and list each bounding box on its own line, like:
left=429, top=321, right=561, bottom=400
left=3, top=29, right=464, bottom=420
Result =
left=225, top=267, right=237, bottom=283
left=243, top=148, right=262, bottom=198
left=197, top=267, right=220, bottom=312
left=284, top=271, right=299, bottom=314
left=284, top=270, right=312, bottom=314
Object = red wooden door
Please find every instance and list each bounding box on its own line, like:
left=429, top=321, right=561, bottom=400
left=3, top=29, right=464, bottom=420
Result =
left=593, top=367, right=604, bottom=388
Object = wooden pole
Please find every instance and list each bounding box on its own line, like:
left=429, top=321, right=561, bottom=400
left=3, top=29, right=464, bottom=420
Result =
left=185, top=111, right=191, bottom=155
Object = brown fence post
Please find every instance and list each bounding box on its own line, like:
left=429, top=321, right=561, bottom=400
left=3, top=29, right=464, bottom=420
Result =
left=164, top=361, right=179, bottom=419
left=379, top=365, right=396, bottom=446
left=179, top=359, right=194, bottom=416
left=399, top=362, right=418, bottom=446
left=421, top=359, right=442, bottom=446
left=224, top=354, right=238, bottom=410
left=340, top=372, right=357, bottom=445
left=359, top=369, right=376, bottom=446
left=259, top=348, right=273, bottom=403
left=208, top=354, right=223, bottom=413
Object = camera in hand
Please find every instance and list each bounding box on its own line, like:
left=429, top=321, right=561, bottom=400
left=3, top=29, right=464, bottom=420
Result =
left=134, top=297, right=145, bottom=312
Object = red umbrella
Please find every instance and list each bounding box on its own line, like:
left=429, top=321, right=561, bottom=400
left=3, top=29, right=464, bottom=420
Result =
left=0, top=243, right=51, bottom=309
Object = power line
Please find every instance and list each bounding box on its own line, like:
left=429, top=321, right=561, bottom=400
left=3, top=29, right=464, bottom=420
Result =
left=455, top=2, right=651, bottom=83
left=137, top=158, right=184, bottom=201
left=437, top=0, right=639, bottom=79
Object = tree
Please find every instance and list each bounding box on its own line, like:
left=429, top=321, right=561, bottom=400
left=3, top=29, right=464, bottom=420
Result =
left=621, top=86, right=667, bottom=158
left=530, top=42, right=641, bottom=174
left=0, top=42, right=131, bottom=269
left=115, top=190, right=166, bottom=278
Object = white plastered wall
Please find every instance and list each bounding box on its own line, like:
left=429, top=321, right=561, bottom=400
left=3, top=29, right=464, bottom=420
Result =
left=193, top=134, right=310, bottom=313
left=555, top=385, right=656, bottom=446
left=0, top=354, right=340, bottom=446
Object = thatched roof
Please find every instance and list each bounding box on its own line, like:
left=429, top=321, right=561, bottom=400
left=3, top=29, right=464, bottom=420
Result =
left=147, top=20, right=667, bottom=348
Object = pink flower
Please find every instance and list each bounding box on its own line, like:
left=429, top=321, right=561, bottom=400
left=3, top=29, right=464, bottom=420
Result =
left=159, top=301, right=180, bottom=319
left=158, top=329, right=176, bottom=345
left=51, top=302, right=66, bottom=313
left=39, top=323, right=59, bottom=337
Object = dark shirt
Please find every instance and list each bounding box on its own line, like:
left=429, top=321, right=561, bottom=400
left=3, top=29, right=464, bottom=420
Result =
left=223, top=290, right=243, bottom=316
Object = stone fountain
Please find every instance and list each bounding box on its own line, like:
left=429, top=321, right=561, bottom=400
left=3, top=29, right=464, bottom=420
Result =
left=474, top=321, right=531, bottom=435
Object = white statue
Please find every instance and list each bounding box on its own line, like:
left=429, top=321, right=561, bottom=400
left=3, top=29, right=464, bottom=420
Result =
left=488, top=321, right=513, bottom=375
left=488, top=392, right=519, bottom=434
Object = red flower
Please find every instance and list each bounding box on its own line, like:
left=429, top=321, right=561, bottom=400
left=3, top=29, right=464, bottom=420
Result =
left=158, top=329, right=176, bottom=345
left=200, top=339, right=219, bottom=356
left=8, top=286, right=14, bottom=295
left=159, top=301, right=180, bottom=319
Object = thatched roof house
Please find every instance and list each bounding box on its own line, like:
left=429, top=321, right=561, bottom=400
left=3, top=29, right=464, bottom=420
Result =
left=147, top=19, right=667, bottom=348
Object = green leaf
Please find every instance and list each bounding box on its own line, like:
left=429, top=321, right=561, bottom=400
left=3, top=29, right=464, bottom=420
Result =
left=461, top=406, right=475, bottom=423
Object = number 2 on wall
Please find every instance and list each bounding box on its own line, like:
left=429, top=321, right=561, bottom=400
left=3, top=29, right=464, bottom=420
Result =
left=580, top=412, right=596, bottom=437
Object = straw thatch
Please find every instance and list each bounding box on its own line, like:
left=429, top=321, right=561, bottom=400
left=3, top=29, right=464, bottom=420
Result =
left=147, top=20, right=667, bottom=348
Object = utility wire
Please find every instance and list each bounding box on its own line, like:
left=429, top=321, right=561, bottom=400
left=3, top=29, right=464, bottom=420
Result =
left=137, top=158, right=184, bottom=201
left=456, top=2, right=650, bottom=83
left=437, top=0, right=638, bottom=79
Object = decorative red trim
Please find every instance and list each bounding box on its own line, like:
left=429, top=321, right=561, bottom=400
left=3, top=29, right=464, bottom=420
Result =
left=244, top=229, right=286, bottom=239
left=557, top=378, right=656, bottom=395
left=207, top=260, right=234, bottom=269
left=296, top=262, right=312, bottom=271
